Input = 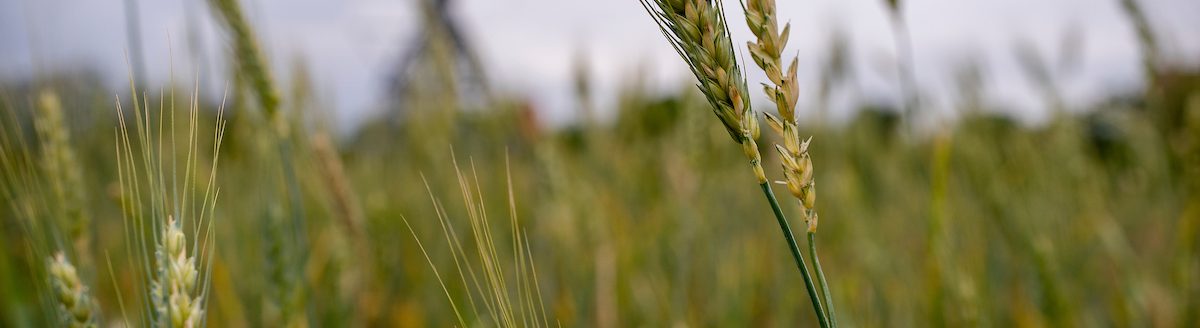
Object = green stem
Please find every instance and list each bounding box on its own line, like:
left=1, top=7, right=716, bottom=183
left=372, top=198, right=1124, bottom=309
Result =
left=809, top=231, right=837, bottom=327
left=275, top=136, right=314, bottom=323
left=759, top=182, right=829, bottom=328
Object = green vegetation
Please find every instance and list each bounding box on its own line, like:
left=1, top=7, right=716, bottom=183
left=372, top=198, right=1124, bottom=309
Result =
left=1, top=0, right=1198, bottom=326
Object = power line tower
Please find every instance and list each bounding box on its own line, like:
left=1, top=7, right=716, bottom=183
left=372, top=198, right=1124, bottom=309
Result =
left=385, top=0, right=491, bottom=122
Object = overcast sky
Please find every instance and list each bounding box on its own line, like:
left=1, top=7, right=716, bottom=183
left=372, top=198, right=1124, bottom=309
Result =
left=2, top=0, right=1198, bottom=130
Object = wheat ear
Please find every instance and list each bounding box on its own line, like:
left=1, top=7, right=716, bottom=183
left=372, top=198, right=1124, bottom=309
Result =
left=47, top=252, right=99, bottom=328
left=638, top=0, right=766, bottom=182
left=206, top=0, right=280, bottom=124
left=34, top=91, right=90, bottom=260
left=744, top=0, right=837, bottom=326
left=152, top=216, right=204, bottom=328
left=638, top=2, right=831, bottom=326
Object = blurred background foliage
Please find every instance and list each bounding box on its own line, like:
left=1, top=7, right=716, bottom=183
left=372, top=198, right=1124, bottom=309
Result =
left=2, top=0, right=1199, bottom=326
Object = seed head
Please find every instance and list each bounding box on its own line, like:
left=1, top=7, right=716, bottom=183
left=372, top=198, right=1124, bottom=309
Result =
left=776, top=136, right=819, bottom=228
left=639, top=0, right=758, bottom=147
left=154, top=216, right=204, bottom=328
left=47, top=252, right=98, bottom=328
left=744, top=0, right=800, bottom=122
left=35, top=91, right=89, bottom=252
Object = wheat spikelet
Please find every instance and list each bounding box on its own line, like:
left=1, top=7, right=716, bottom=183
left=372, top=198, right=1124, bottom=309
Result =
left=151, top=216, right=204, bottom=328
left=743, top=0, right=819, bottom=232
left=743, top=0, right=799, bottom=122
left=742, top=1, right=837, bottom=325
left=638, top=0, right=766, bottom=181
left=770, top=134, right=818, bottom=230
left=639, top=3, right=830, bottom=326
left=47, top=252, right=99, bottom=328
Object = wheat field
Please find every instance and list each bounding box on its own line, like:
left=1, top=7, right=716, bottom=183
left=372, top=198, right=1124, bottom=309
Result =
left=1, top=0, right=1198, bottom=327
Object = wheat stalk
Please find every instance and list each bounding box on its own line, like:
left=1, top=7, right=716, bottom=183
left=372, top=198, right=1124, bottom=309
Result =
left=47, top=252, right=100, bottom=328
left=638, top=2, right=836, bottom=326
left=744, top=0, right=838, bottom=326
left=206, top=2, right=313, bottom=323
left=310, top=130, right=380, bottom=324
left=311, top=132, right=362, bottom=237
left=114, top=84, right=225, bottom=327
left=206, top=0, right=280, bottom=126
left=34, top=91, right=90, bottom=261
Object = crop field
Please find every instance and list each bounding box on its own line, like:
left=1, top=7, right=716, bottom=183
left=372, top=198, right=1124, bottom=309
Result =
left=0, top=0, right=1198, bottom=326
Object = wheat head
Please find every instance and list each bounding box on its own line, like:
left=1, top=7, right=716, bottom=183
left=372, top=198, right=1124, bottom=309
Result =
left=47, top=252, right=99, bottom=328
left=744, top=0, right=799, bottom=122
left=207, top=0, right=283, bottom=133
left=152, top=216, right=204, bottom=328
left=743, top=0, right=819, bottom=231
left=34, top=91, right=89, bottom=251
left=639, top=0, right=766, bottom=182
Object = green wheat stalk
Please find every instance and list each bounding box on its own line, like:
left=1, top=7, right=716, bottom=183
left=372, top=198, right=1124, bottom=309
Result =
left=114, top=83, right=226, bottom=327
left=205, top=0, right=312, bottom=324
left=636, top=1, right=830, bottom=326
left=34, top=91, right=91, bottom=264
left=743, top=0, right=839, bottom=325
